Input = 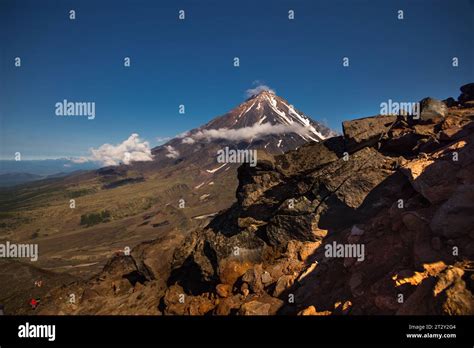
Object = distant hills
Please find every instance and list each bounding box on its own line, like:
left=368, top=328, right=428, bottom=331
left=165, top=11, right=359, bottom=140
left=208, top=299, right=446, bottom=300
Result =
left=0, top=159, right=99, bottom=187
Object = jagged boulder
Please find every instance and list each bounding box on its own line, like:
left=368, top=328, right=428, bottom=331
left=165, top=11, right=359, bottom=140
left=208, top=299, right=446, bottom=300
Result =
left=430, top=185, right=474, bottom=238
left=420, top=97, right=447, bottom=122
left=397, top=264, right=474, bottom=315
left=459, top=83, right=474, bottom=106
left=342, top=115, right=397, bottom=153
left=275, top=138, right=342, bottom=176
left=266, top=214, right=325, bottom=246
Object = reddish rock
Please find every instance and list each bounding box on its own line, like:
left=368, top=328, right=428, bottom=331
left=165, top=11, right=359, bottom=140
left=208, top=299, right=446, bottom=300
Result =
left=216, top=284, right=232, bottom=298
left=239, top=300, right=271, bottom=315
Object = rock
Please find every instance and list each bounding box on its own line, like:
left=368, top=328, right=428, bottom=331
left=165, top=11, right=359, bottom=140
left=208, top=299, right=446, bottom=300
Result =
left=237, top=217, right=265, bottom=231
left=433, top=266, right=463, bottom=294
left=412, top=124, right=436, bottom=137
left=80, top=288, right=100, bottom=302
left=115, top=278, right=133, bottom=295
left=236, top=166, right=283, bottom=209
left=397, top=264, right=474, bottom=315
left=401, top=212, right=428, bottom=232
left=266, top=214, right=325, bottom=246
left=297, top=262, right=318, bottom=282
left=273, top=275, right=295, bottom=297
left=297, top=305, right=331, bottom=316
left=350, top=225, right=364, bottom=236
left=342, top=115, right=397, bottom=153
left=277, top=196, right=316, bottom=215
left=430, top=185, right=474, bottom=238
left=460, top=83, right=474, bottom=95
left=187, top=296, right=215, bottom=315
left=401, top=156, right=457, bottom=204
left=349, top=273, right=363, bottom=297
left=419, top=97, right=447, bottom=122
left=381, top=130, right=424, bottom=156
left=238, top=300, right=271, bottom=315
left=458, top=83, right=474, bottom=105
left=216, top=284, right=232, bottom=298
left=374, top=295, right=399, bottom=312
left=266, top=263, right=286, bottom=281
left=443, top=97, right=457, bottom=108
left=334, top=300, right=352, bottom=314
left=316, top=147, right=396, bottom=211
left=439, top=126, right=466, bottom=141
left=275, top=140, right=340, bottom=176
left=242, top=265, right=264, bottom=293
left=261, top=271, right=273, bottom=285
left=163, top=285, right=187, bottom=315
left=242, top=288, right=250, bottom=298
left=424, top=261, right=448, bottom=276
left=219, top=260, right=254, bottom=287
left=215, top=295, right=242, bottom=315
left=297, top=241, right=321, bottom=262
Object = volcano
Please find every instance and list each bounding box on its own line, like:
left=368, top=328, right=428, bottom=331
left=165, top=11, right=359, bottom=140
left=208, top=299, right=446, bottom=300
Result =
left=149, top=90, right=336, bottom=175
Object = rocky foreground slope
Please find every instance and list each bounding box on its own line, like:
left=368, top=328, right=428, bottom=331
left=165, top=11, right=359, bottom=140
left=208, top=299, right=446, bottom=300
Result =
left=37, top=84, right=474, bottom=315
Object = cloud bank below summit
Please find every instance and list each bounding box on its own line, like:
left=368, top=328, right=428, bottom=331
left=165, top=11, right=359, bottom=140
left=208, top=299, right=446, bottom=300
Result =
left=181, top=122, right=312, bottom=143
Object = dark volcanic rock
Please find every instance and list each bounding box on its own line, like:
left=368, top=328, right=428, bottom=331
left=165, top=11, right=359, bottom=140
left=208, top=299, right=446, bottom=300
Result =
left=443, top=97, right=457, bottom=108
left=342, top=115, right=397, bottom=153
left=459, top=83, right=474, bottom=106
left=266, top=214, right=325, bottom=246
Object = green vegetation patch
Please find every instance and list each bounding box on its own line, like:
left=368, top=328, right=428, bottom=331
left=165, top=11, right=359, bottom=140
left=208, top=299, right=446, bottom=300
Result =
left=67, top=188, right=97, bottom=198
left=80, top=210, right=111, bottom=227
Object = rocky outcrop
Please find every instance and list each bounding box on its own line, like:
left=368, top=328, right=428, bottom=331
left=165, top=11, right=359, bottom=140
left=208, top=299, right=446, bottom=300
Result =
left=459, top=83, right=474, bottom=106
left=161, top=98, right=474, bottom=316
left=342, top=115, right=397, bottom=153
left=419, top=97, right=447, bottom=122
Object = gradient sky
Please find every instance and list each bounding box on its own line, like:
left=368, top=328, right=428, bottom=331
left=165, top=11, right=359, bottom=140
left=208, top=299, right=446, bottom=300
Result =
left=1, top=0, right=472, bottom=159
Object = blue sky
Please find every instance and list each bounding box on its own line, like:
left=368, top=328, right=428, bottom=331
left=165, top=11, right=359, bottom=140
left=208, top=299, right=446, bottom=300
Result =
left=1, top=0, right=472, bottom=159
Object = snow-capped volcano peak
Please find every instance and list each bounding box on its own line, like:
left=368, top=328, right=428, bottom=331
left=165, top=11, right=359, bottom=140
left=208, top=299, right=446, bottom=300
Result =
left=246, top=89, right=276, bottom=100
left=153, top=90, right=336, bottom=159
left=200, top=90, right=336, bottom=145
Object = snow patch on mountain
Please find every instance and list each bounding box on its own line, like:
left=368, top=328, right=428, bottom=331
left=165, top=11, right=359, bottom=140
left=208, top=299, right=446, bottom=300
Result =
left=206, top=163, right=227, bottom=173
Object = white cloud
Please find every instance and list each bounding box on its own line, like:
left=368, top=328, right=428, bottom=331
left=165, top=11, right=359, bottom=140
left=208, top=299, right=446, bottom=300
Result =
left=70, top=156, right=90, bottom=164
left=183, top=122, right=310, bottom=143
left=245, top=84, right=275, bottom=98
left=181, top=137, right=195, bottom=144
left=165, top=145, right=180, bottom=159
left=74, top=133, right=154, bottom=166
